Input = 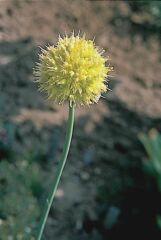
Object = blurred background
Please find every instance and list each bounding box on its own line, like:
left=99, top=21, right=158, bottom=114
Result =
left=0, top=0, right=161, bottom=239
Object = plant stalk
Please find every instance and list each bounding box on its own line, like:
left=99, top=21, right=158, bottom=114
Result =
left=36, top=102, right=75, bottom=240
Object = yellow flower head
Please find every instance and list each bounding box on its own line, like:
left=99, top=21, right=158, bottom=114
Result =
left=34, top=34, right=112, bottom=105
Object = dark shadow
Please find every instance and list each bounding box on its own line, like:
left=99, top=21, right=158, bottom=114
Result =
left=80, top=97, right=161, bottom=240
left=108, top=2, right=161, bottom=43
left=0, top=38, right=54, bottom=121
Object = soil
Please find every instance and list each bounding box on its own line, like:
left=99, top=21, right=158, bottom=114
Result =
left=0, top=0, right=161, bottom=239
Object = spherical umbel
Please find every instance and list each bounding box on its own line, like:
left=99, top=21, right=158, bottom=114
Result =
left=34, top=34, right=112, bottom=105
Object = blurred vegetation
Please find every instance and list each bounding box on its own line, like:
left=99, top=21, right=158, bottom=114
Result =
left=0, top=122, right=14, bottom=160
left=140, top=129, right=161, bottom=230
left=0, top=122, right=44, bottom=239
left=140, top=129, right=161, bottom=193
left=129, top=1, right=161, bottom=29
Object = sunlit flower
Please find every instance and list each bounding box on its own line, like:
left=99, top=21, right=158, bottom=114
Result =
left=34, top=33, right=112, bottom=105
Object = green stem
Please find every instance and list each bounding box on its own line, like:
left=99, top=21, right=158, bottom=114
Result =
left=36, top=102, right=75, bottom=240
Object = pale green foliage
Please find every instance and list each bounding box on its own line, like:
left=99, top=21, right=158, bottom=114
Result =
left=140, top=129, right=161, bottom=190
left=140, top=129, right=161, bottom=229
left=0, top=161, right=41, bottom=239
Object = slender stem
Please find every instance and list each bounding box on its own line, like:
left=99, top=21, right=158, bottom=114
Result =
left=36, top=102, right=75, bottom=240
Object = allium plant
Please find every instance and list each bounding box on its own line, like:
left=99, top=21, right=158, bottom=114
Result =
left=34, top=33, right=112, bottom=240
